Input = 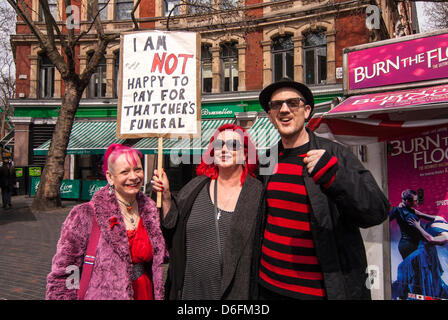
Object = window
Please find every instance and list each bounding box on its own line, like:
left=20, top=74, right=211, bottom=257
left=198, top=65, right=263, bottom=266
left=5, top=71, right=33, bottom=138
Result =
left=88, top=54, right=107, bottom=98
left=38, top=0, right=58, bottom=21
left=304, top=32, right=327, bottom=85
left=88, top=0, right=109, bottom=21
left=201, top=44, right=212, bottom=93
left=271, top=35, right=293, bottom=82
left=115, top=0, right=134, bottom=20
left=164, top=0, right=181, bottom=16
left=114, top=51, right=120, bottom=98
left=220, top=0, right=238, bottom=10
left=220, top=42, right=238, bottom=92
left=188, top=0, right=212, bottom=14
left=39, top=54, right=55, bottom=99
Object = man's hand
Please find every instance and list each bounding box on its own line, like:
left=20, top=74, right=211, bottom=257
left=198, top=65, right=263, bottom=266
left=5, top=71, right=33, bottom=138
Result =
left=303, top=149, right=326, bottom=174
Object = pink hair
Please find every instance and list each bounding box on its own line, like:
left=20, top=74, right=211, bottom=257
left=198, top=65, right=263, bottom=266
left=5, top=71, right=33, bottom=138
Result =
left=196, top=123, right=258, bottom=186
left=103, top=144, right=143, bottom=176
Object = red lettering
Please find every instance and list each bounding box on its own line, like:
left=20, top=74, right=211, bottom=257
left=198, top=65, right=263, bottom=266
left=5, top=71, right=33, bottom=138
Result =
left=151, top=52, right=166, bottom=73
left=178, top=54, right=193, bottom=74
left=151, top=52, right=194, bottom=75
left=165, top=54, right=178, bottom=75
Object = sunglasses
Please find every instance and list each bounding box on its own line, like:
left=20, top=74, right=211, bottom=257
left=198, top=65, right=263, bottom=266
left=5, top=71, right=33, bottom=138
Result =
left=268, top=97, right=306, bottom=111
left=212, top=139, right=243, bottom=151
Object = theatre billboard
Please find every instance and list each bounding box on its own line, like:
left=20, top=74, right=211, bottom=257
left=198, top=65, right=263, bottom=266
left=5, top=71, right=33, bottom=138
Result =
left=343, top=29, right=448, bottom=95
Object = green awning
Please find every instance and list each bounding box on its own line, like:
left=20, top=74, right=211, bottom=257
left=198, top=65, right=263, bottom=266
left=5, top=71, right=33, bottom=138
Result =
left=133, top=118, right=235, bottom=154
left=248, top=116, right=280, bottom=151
left=34, top=121, right=125, bottom=155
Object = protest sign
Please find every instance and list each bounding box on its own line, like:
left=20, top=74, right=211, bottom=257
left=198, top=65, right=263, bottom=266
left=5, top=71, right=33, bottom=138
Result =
left=118, top=30, right=201, bottom=206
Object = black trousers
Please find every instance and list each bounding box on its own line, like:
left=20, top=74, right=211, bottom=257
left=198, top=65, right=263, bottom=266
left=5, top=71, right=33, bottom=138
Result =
left=2, top=186, right=11, bottom=207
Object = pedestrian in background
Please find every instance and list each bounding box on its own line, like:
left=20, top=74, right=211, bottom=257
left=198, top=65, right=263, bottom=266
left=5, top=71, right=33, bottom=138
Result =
left=152, top=123, right=263, bottom=300
left=0, top=157, right=16, bottom=209
left=252, top=77, right=389, bottom=300
left=46, top=144, right=167, bottom=300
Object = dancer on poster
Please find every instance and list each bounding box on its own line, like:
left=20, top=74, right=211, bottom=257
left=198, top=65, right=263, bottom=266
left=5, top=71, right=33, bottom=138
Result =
left=390, top=189, right=445, bottom=260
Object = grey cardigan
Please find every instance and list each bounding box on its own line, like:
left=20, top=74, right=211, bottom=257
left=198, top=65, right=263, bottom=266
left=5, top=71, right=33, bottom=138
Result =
left=161, top=174, right=263, bottom=300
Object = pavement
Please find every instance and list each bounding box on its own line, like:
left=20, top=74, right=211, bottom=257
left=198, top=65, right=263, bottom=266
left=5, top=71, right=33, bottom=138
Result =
left=0, top=195, right=79, bottom=300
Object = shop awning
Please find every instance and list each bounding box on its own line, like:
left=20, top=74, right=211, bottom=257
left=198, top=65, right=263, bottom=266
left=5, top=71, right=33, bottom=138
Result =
left=130, top=118, right=235, bottom=154
left=34, top=121, right=125, bottom=155
left=34, top=119, right=236, bottom=156
left=248, top=116, right=280, bottom=150
left=307, top=84, right=448, bottom=145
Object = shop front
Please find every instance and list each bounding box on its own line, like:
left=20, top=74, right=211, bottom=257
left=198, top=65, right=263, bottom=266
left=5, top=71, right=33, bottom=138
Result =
left=308, top=29, right=448, bottom=300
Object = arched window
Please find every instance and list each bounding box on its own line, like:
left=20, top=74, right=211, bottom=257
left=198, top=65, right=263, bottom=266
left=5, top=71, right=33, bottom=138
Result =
left=39, top=54, right=55, bottom=99
left=201, top=44, right=212, bottom=93
left=220, top=42, right=238, bottom=92
left=88, top=54, right=107, bottom=98
left=271, top=35, right=294, bottom=82
left=303, top=31, right=327, bottom=85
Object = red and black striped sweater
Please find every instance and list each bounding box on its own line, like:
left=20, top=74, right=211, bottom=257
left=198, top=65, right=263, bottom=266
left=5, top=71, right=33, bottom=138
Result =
left=259, top=142, right=338, bottom=300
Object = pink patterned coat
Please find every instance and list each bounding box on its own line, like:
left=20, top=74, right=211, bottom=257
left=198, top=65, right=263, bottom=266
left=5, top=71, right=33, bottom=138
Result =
left=46, top=186, right=167, bottom=300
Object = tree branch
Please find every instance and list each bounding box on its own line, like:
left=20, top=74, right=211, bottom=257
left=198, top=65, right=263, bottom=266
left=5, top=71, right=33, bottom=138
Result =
left=131, top=0, right=142, bottom=30
left=73, top=0, right=111, bottom=45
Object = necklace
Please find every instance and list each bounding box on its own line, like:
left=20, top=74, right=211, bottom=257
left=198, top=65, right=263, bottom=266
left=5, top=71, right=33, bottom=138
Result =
left=117, top=198, right=136, bottom=212
left=122, top=211, right=138, bottom=229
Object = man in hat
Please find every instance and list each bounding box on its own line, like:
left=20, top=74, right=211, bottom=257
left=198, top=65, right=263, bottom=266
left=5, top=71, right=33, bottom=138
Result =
left=251, top=78, right=389, bottom=300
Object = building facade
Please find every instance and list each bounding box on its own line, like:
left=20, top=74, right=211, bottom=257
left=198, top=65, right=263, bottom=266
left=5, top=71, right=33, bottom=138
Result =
left=10, top=0, right=415, bottom=192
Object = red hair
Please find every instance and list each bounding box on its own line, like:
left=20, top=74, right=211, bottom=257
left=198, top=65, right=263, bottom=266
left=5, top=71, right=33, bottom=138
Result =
left=103, top=144, right=143, bottom=176
left=196, top=123, right=258, bottom=186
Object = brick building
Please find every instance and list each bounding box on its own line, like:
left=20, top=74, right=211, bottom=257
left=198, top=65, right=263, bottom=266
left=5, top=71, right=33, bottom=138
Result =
left=9, top=0, right=416, bottom=195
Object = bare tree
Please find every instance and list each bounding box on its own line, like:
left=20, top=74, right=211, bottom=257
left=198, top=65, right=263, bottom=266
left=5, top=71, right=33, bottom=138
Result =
left=0, top=4, right=16, bottom=140
left=5, top=0, right=136, bottom=210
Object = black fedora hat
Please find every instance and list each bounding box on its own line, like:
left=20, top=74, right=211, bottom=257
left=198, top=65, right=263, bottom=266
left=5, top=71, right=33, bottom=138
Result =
left=259, top=77, right=314, bottom=117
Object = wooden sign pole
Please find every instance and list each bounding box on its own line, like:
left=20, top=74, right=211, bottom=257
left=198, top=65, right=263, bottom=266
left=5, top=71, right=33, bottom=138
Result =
left=157, top=136, right=163, bottom=208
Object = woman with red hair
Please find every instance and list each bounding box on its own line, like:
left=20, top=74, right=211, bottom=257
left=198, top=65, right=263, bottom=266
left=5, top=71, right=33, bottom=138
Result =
left=152, top=124, right=263, bottom=300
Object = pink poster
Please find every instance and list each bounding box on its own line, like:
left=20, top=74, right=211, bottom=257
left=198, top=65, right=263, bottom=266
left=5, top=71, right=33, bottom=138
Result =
left=388, top=127, right=448, bottom=300
left=348, top=33, right=448, bottom=90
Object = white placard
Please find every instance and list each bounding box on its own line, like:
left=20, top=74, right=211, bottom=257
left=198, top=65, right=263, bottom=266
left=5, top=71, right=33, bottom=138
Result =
left=118, top=30, right=200, bottom=138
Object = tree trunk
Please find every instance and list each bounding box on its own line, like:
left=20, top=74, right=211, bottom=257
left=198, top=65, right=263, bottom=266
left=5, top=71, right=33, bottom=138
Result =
left=31, top=79, right=84, bottom=212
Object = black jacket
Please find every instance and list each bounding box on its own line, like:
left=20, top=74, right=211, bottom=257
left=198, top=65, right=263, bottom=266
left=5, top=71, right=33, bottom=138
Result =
left=250, top=129, right=389, bottom=300
left=162, top=174, right=263, bottom=300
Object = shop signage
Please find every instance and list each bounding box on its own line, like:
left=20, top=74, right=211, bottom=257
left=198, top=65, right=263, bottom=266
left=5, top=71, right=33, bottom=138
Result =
left=29, top=167, right=42, bottom=177
left=201, top=105, right=244, bottom=119
left=344, top=30, right=448, bottom=94
left=118, top=30, right=200, bottom=138
left=81, top=180, right=108, bottom=200
left=15, top=168, right=23, bottom=178
left=30, top=177, right=80, bottom=199
left=327, top=83, right=448, bottom=117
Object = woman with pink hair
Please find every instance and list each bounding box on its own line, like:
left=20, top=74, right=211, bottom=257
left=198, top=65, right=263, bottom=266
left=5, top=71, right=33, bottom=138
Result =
left=152, top=124, right=263, bottom=300
left=46, top=144, right=167, bottom=300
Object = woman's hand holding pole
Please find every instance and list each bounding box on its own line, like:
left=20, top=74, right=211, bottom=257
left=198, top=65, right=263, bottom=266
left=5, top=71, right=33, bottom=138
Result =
left=152, top=169, right=171, bottom=218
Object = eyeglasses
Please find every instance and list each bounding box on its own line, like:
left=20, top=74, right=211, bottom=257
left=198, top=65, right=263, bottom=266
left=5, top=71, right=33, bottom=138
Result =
left=212, top=139, right=243, bottom=151
left=268, top=97, right=306, bottom=111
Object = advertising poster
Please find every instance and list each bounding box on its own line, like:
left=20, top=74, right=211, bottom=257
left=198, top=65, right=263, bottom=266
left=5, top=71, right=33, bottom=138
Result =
left=347, top=32, right=448, bottom=91
left=388, top=127, right=448, bottom=300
